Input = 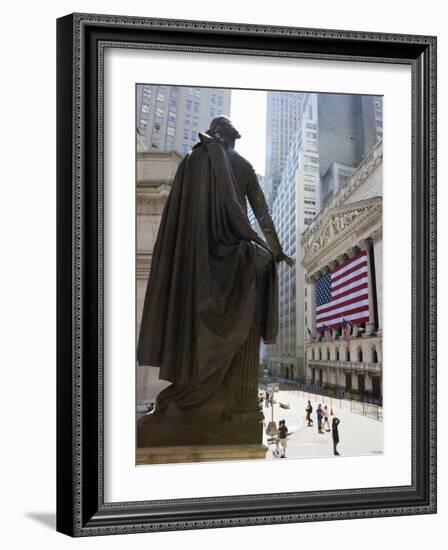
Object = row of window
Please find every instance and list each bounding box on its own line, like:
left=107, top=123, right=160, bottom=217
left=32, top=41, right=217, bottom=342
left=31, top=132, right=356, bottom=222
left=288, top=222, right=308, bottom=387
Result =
left=140, top=99, right=223, bottom=122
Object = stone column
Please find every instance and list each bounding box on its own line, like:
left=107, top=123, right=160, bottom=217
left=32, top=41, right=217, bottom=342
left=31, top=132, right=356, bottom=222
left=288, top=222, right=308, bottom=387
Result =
left=359, top=239, right=376, bottom=335
left=328, top=259, right=339, bottom=340
left=309, top=273, right=318, bottom=334
left=371, top=230, right=383, bottom=336
left=343, top=249, right=360, bottom=337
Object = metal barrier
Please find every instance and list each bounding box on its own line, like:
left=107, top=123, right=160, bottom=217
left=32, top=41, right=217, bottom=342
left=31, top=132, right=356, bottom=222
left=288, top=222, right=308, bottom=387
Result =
left=259, top=377, right=383, bottom=421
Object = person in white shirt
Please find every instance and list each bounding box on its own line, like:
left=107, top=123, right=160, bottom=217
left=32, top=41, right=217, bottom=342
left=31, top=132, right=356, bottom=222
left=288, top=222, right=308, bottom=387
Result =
left=272, top=439, right=285, bottom=458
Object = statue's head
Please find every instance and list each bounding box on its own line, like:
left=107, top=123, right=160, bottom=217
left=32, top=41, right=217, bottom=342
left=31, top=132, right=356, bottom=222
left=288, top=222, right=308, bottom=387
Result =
left=206, top=116, right=241, bottom=143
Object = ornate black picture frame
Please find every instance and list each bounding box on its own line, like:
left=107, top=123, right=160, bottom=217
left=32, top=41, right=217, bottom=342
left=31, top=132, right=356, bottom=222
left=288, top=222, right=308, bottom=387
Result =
left=56, top=13, right=437, bottom=536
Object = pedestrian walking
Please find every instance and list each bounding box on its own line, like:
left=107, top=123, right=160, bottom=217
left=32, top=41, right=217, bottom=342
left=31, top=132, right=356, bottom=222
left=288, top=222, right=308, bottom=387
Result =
left=332, top=417, right=341, bottom=455
left=265, top=391, right=270, bottom=408
left=322, top=405, right=331, bottom=432
left=316, top=403, right=324, bottom=434
left=272, top=438, right=285, bottom=458
left=305, top=400, right=313, bottom=426
left=278, top=419, right=288, bottom=457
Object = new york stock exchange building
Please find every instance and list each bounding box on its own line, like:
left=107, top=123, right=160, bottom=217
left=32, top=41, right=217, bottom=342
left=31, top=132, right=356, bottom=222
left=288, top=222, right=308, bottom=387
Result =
left=301, top=142, right=383, bottom=403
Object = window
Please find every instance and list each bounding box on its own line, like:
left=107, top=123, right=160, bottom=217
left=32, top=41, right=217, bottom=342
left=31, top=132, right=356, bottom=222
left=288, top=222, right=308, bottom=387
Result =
left=306, top=141, right=317, bottom=151
left=306, top=131, right=317, bottom=139
left=154, top=123, right=161, bottom=133
left=210, top=108, right=216, bottom=118
left=141, top=104, right=149, bottom=114
left=156, top=107, right=164, bottom=118
left=184, top=129, right=190, bottom=140
left=185, top=115, right=191, bottom=125
left=194, top=88, right=201, bottom=98
left=211, top=94, right=216, bottom=104
left=304, top=199, right=316, bottom=205
left=157, top=92, right=165, bottom=102
left=187, top=87, right=193, bottom=96
left=192, top=117, right=199, bottom=127
left=193, top=102, right=199, bottom=113
left=182, top=143, right=189, bottom=153
left=186, top=100, right=192, bottom=111
left=166, top=126, right=175, bottom=137
left=304, top=184, right=315, bottom=193
left=304, top=155, right=318, bottom=164
left=304, top=165, right=319, bottom=175
left=218, top=96, right=223, bottom=106
left=169, top=98, right=177, bottom=108
left=143, top=88, right=152, bottom=99
left=139, top=119, right=147, bottom=127
left=168, top=111, right=176, bottom=122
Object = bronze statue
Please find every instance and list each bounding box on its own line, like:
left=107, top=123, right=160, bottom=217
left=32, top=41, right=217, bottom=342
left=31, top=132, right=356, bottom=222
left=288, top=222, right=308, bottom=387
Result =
left=137, top=116, right=293, bottom=448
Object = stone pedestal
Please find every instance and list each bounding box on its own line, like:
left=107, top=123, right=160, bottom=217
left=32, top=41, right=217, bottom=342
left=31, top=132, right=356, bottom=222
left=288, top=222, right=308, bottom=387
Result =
left=137, top=444, right=268, bottom=465
left=137, top=409, right=264, bottom=447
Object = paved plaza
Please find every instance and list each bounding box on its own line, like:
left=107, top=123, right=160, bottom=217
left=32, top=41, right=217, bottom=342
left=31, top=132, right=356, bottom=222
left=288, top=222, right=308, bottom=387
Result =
left=261, top=389, right=383, bottom=460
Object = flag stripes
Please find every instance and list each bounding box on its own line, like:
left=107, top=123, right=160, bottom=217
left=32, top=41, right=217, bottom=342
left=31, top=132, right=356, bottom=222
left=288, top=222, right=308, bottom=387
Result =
left=315, top=251, right=369, bottom=330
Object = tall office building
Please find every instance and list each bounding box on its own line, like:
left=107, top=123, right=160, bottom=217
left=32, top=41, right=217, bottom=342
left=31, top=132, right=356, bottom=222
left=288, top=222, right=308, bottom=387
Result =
left=264, top=91, right=304, bottom=207
left=318, top=94, right=383, bottom=207
left=136, top=85, right=231, bottom=153
left=265, top=93, right=320, bottom=381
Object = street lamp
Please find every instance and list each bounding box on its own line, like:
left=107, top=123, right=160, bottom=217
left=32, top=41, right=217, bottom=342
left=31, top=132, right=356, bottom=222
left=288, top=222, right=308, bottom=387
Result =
left=265, top=382, right=279, bottom=438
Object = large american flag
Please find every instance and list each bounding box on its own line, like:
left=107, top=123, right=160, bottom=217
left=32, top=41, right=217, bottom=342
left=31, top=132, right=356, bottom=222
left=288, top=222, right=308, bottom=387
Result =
left=316, top=251, right=369, bottom=330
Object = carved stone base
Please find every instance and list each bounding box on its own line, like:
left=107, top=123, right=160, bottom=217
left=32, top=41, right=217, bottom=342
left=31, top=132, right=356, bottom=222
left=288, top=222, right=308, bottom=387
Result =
left=137, top=443, right=268, bottom=465
left=137, top=411, right=264, bottom=447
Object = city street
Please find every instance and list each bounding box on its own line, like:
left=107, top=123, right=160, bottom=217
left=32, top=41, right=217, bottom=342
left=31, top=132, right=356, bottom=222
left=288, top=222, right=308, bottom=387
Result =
left=261, top=389, right=383, bottom=460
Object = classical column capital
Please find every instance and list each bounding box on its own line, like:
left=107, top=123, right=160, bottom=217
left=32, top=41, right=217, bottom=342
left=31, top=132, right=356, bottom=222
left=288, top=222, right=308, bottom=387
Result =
left=370, top=229, right=383, bottom=243
left=305, top=272, right=319, bottom=284
left=359, top=237, right=373, bottom=251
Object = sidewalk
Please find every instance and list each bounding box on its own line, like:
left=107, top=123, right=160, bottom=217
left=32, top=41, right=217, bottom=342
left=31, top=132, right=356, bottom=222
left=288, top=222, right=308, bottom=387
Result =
left=262, top=390, right=383, bottom=460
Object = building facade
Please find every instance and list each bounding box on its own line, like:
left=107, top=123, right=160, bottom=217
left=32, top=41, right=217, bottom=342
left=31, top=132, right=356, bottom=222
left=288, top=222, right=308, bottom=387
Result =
left=301, top=140, right=383, bottom=401
left=264, top=91, right=303, bottom=207
left=136, top=84, right=231, bottom=153
left=136, top=150, right=183, bottom=407
left=263, top=93, right=383, bottom=389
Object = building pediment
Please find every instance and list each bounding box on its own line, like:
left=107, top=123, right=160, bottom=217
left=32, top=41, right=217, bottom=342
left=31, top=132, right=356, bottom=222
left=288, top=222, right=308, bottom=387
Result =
left=302, top=197, right=382, bottom=273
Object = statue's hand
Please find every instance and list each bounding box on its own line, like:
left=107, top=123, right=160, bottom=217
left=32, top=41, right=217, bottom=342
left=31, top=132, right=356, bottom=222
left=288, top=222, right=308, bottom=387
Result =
left=275, top=252, right=295, bottom=267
